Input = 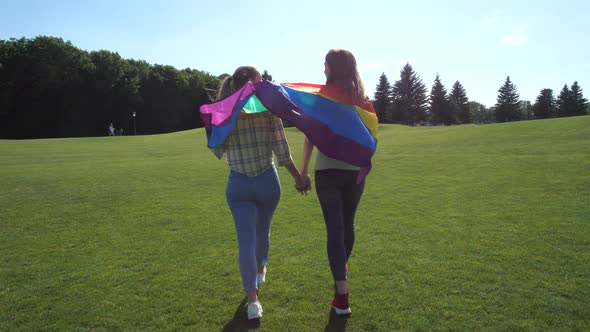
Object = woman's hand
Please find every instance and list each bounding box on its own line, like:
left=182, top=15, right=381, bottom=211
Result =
left=284, top=160, right=311, bottom=195
left=301, top=173, right=311, bottom=193
left=295, top=173, right=311, bottom=195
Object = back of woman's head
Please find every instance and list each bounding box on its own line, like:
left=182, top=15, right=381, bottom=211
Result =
left=217, top=66, right=261, bottom=101
left=325, top=49, right=365, bottom=101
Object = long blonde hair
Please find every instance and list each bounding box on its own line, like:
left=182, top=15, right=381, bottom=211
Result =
left=217, top=66, right=261, bottom=101
left=324, top=49, right=365, bottom=101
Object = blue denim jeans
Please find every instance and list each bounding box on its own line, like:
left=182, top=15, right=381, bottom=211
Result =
left=226, top=166, right=281, bottom=291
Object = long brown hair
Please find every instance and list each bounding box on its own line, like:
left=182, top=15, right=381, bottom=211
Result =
left=217, top=66, right=261, bottom=101
left=324, top=49, right=365, bottom=101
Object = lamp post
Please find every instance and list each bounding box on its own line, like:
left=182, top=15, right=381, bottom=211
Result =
left=132, top=112, right=136, bottom=135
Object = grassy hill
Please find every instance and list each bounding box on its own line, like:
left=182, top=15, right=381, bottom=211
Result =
left=1, top=116, right=589, bottom=331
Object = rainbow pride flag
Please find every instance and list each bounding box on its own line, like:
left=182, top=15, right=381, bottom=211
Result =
left=200, top=81, right=378, bottom=178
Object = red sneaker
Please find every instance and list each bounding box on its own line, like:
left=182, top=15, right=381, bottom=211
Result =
left=332, top=292, right=351, bottom=315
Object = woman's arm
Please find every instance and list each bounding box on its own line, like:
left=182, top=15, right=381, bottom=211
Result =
left=211, top=143, right=226, bottom=159
left=301, top=136, right=314, bottom=174
left=270, top=116, right=308, bottom=194
left=299, top=136, right=314, bottom=191
left=284, top=161, right=308, bottom=195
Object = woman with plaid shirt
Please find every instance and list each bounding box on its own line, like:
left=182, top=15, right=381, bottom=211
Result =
left=212, top=66, right=309, bottom=320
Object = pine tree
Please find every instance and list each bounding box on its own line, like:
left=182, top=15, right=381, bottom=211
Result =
left=391, top=63, right=428, bottom=125
left=429, top=74, right=452, bottom=125
left=494, top=76, right=521, bottom=122
left=449, top=80, right=470, bottom=124
left=570, top=81, right=588, bottom=116
left=532, top=88, right=555, bottom=119
left=261, top=70, right=273, bottom=82
left=373, top=72, right=392, bottom=123
left=556, top=84, right=574, bottom=117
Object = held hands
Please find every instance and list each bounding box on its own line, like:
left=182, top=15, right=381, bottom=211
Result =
left=294, top=173, right=312, bottom=195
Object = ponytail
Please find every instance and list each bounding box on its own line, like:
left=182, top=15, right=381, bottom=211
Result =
left=216, top=66, right=260, bottom=101
left=217, top=76, right=234, bottom=101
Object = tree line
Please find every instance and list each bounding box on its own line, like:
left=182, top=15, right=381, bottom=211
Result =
left=1, top=36, right=588, bottom=138
left=373, top=63, right=589, bottom=125
left=0, top=36, right=221, bottom=139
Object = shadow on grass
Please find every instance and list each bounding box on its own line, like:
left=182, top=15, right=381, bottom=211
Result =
left=222, top=297, right=260, bottom=331
left=324, top=308, right=349, bottom=332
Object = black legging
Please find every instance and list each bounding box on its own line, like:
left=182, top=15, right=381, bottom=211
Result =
left=315, top=169, right=365, bottom=281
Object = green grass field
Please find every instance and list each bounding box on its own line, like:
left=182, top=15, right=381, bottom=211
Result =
left=1, top=116, right=589, bottom=331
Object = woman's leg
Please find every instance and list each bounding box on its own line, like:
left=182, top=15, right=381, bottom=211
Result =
left=226, top=171, right=259, bottom=302
left=315, top=170, right=348, bottom=288
left=341, top=173, right=365, bottom=262
left=254, top=167, right=281, bottom=274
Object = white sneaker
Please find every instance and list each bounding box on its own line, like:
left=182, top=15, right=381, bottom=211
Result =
left=256, top=266, right=267, bottom=286
left=247, top=301, right=263, bottom=320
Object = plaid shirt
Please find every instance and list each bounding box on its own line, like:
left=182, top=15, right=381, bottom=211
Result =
left=212, top=112, right=293, bottom=177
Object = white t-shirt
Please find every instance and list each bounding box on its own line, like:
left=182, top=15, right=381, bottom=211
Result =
left=314, top=150, right=359, bottom=171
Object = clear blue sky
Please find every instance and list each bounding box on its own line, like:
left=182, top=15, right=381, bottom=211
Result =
left=1, top=0, right=589, bottom=107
